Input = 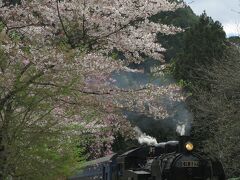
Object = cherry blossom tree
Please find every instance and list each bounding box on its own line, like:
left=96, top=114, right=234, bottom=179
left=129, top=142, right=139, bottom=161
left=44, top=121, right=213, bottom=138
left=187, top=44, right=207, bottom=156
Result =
left=0, top=0, right=184, bottom=178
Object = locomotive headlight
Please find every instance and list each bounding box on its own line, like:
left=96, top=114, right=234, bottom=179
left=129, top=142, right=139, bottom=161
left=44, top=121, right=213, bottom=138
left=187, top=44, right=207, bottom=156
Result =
left=185, top=142, right=194, bottom=151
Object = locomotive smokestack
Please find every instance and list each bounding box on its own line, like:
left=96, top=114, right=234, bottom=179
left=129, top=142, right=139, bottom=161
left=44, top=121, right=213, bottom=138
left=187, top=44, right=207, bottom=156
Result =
left=149, top=146, right=155, bottom=158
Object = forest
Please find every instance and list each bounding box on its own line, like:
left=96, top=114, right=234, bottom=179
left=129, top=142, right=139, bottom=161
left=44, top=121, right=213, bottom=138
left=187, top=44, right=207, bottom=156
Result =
left=0, top=0, right=239, bottom=179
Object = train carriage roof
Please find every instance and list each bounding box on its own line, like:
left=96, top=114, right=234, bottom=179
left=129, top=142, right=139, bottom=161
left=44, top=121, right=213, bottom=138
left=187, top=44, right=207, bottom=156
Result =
left=84, top=153, right=117, bottom=167
left=120, top=147, right=143, bottom=156
left=121, top=146, right=153, bottom=156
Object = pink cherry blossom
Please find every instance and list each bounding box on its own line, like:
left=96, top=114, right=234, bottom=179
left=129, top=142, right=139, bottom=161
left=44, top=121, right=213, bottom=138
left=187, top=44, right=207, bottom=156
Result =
left=0, top=0, right=185, bottom=161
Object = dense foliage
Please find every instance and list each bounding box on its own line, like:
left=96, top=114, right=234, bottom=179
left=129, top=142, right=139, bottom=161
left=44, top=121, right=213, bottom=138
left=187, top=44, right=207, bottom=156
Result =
left=154, top=5, right=199, bottom=62
left=173, top=12, right=226, bottom=87
left=172, top=10, right=240, bottom=178
left=130, top=5, right=198, bottom=71
left=189, top=46, right=240, bottom=178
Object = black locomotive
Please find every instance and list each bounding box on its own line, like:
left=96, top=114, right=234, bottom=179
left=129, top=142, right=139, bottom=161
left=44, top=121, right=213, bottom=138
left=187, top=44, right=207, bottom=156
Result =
left=69, top=136, right=225, bottom=180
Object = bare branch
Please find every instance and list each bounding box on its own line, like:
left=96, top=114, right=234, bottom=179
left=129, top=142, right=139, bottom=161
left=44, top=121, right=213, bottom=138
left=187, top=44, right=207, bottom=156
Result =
left=31, top=81, right=148, bottom=95
left=56, top=0, right=72, bottom=45
left=6, top=23, right=52, bottom=33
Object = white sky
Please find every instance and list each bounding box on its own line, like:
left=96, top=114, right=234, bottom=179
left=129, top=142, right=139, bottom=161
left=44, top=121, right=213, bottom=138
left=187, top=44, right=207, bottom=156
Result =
left=184, top=0, right=240, bottom=37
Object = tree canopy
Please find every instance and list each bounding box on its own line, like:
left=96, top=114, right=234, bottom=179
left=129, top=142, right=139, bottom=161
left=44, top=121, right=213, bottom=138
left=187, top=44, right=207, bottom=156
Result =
left=189, top=46, right=240, bottom=177
left=0, top=0, right=185, bottom=178
left=173, top=11, right=226, bottom=86
left=171, top=10, right=240, bottom=178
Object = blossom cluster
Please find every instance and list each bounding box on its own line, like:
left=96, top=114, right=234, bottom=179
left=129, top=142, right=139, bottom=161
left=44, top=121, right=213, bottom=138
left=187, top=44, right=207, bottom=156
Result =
left=0, top=0, right=184, bottom=158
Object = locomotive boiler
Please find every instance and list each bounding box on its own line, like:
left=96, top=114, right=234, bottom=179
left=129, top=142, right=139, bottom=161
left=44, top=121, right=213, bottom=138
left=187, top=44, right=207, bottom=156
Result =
left=69, top=136, right=225, bottom=180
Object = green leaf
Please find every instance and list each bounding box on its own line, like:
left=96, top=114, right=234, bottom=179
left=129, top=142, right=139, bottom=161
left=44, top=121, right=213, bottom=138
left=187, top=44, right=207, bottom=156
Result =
left=9, top=31, right=22, bottom=42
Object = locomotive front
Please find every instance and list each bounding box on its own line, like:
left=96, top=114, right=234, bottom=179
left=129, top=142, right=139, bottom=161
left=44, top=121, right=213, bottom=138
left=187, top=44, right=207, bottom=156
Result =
left=68, top=136, right=226, bottom=180
left=151, top=136, right=226, bottom=180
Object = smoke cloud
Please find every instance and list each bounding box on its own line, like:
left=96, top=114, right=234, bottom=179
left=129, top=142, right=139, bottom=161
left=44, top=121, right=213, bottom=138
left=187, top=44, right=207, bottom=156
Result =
left=134, top=127, right=158, bottom=145
left=113, top=68, right=193, bottom=140
left=176, top=124, right=186, bottom=136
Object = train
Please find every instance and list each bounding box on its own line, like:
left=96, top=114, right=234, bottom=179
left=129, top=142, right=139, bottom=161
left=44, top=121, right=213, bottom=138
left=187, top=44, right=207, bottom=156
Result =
left=69, top=136, right=225, bottom=180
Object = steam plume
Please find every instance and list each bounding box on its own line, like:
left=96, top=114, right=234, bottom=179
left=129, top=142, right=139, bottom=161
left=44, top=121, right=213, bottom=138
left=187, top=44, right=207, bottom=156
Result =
left=134, top=127, right=158, bottom=145
left=176, top=124, right=186, bottom=136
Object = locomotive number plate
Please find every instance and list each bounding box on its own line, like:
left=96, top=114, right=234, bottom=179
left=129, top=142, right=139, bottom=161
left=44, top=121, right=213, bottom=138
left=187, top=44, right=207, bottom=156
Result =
left=181, top=161, right=199, bottom=167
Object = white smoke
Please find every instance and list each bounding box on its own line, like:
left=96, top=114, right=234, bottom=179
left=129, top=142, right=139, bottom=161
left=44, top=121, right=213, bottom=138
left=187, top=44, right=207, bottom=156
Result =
left=134, top=127, right=158, bottom=145
left=138, top=134, right=158, bottom=145
left=176, top=124, right=186, bottom=136
left=174, top=103, right=193, bottom=136
left=121, top=67, right=144, bottom=73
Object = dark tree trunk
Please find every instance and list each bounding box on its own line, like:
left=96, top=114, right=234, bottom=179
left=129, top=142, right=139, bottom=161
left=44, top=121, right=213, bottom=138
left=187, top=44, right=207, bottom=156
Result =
left=0, top=130, right=6, bottom=180
left=0, top=104, right=12, bottom=179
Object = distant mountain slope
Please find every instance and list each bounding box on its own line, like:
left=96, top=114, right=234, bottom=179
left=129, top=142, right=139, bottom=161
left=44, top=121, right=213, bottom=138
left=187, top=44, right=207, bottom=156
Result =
left=228, top=36, right=240, bottom=46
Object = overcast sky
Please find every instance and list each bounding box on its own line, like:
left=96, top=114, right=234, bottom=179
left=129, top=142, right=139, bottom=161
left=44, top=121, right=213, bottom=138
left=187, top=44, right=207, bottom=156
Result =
left=184, top=0, right=240, bottom=37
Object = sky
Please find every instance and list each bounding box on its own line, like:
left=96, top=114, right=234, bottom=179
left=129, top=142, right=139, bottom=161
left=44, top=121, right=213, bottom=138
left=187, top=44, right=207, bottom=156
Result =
left=184, top=0, right=240, bottom=37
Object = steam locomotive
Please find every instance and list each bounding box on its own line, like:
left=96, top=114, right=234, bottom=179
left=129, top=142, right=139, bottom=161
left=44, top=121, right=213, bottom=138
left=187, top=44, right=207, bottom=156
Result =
left=69, top=136, right=225, bottom=180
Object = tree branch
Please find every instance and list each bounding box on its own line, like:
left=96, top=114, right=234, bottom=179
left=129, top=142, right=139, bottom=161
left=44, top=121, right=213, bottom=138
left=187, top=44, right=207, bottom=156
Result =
left=6, top=22, right=52, bottom=33
left=0, top=73, right=41, bottom=109
left=31, top=81, right=148, bottom=95
left=82, top=0, right=86, bottom=44
left=87, top=21, right=132, bottom=47
left=56, top=0, right=72, bottom=45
